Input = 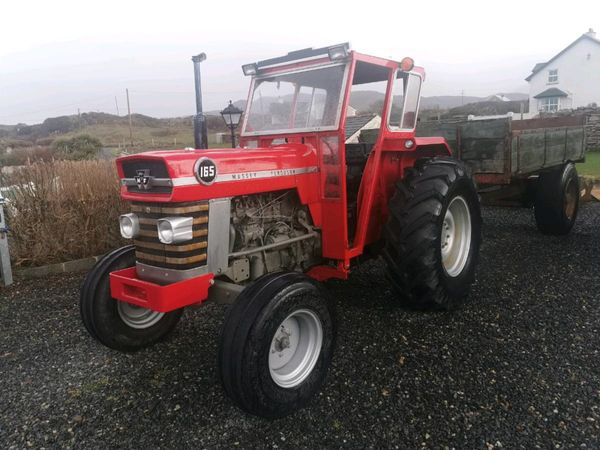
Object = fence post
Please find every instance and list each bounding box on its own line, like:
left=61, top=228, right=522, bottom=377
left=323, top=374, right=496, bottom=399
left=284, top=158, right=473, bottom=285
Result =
left=0, top=195, right=13, bottom=286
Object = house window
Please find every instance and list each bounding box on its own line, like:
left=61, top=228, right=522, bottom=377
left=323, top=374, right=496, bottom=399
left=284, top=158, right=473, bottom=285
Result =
left=548, top=69, right=558, bottom=83
left=539, top=97, right=559, bottom=112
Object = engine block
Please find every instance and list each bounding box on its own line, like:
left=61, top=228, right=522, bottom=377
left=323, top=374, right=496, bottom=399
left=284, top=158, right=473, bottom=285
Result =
left=226, top=190, right=321, bottom=282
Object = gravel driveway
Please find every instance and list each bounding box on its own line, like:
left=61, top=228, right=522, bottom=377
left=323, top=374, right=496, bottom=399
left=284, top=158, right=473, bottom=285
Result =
left=1, top=205, right=599, bottom=449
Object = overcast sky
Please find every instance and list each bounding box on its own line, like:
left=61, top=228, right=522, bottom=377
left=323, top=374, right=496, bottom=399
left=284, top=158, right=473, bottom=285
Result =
left=1, top=0, right=597, bottom=124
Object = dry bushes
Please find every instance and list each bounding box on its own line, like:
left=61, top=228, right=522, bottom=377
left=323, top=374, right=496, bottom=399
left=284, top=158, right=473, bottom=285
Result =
left=1, top=160, right=127, bottom=267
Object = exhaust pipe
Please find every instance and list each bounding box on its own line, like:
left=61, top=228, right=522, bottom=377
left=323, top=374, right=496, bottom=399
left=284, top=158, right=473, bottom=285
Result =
left=192, top=53, right=208, bottom=149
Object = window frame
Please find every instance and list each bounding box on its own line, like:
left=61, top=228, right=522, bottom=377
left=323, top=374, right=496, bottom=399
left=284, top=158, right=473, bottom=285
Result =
left=241, top=61, right=350, bottom=137
left=386, top=71, right=423, bottom=132
left=547, top=69, right=558, bottom=84
left=539, top=96, right=560, bottom=112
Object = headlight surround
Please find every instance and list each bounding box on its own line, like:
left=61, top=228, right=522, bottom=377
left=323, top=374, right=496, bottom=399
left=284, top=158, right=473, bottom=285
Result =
left=157, top=217, right=193, bottom=244
left=119, top=213, right=139, bottom=239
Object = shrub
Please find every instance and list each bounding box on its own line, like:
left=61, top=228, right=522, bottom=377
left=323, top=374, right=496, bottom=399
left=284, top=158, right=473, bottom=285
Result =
left=1, top=160, right=127, bottom=267
left=41, top=116, right=76, bottom=135
left=52, top=134, right=102, bottom=160
left=0, top=146, right=55, bottom=166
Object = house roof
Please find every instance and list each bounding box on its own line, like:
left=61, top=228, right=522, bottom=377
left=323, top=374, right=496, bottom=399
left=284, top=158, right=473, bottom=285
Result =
left=533, top=87, right=569, bottom=99
left=525, top=32, right=600, bottom=81
left=345, top=114, right=377, bottom=140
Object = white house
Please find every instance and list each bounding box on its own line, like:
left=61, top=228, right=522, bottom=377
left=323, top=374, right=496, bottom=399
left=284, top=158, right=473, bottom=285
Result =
left=526, top=29, right=600, bottom=114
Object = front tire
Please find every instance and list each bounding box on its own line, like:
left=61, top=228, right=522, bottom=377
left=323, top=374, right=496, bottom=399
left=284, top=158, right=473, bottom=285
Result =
left=534, top=162, right=579, bottom=235
left=218, top=272, right=335, bottom=418
left=80, top=246, right=183, bottom=352
left=383, top=157, right=482, bottom=310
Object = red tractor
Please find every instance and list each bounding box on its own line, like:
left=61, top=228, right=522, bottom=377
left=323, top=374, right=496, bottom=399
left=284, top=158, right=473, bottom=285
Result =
left=80, top=44, right=482, bottom=418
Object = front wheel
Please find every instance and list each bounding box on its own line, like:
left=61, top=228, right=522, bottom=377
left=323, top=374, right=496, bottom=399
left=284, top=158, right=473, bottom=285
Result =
left=383, top=157, right=482, bottom=310
left=80, top=246, right=183, bottom=351
left=218, top=272, right=336, bottom=418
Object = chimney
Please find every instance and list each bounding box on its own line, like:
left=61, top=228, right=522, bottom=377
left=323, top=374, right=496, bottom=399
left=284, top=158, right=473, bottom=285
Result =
left=586, top=28, right=596, bottom=39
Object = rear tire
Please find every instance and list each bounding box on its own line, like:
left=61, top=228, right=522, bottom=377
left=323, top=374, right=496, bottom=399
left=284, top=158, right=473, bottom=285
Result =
left=383, top=157, right=482, bottom=310
left=80, top=245, right=183, bottom=352
left=218, top=272, right=335, bottom=418
left=534, top=162, right=579, bottom=235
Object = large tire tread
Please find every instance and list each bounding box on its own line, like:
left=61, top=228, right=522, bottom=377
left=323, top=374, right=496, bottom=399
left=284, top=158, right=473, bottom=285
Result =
left=534, top=162, right=579, bottom=235
left=382, top=157, right=482, bottom=311
left=80, top=245, right=183, bottom=352
left=218, top=271, right=335, bottom=418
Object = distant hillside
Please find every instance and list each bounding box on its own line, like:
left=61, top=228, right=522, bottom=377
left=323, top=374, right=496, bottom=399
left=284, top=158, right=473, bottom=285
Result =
left=205, top=92, right=529, bottom=116
left=327, top=91, right=528, bottom=113
left=1, top=90, right=530, bottom=149
left=444, top=100, right=529, bottom=117
left=0, top=112, right=233, bottom=155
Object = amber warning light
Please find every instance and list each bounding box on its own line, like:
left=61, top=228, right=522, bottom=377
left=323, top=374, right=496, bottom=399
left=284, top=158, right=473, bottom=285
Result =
left=400, top=57, right=415, bottom=72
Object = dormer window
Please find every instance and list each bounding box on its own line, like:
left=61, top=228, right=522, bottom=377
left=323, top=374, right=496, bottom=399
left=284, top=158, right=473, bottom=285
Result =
left=548, top=69, right=558, bottom=83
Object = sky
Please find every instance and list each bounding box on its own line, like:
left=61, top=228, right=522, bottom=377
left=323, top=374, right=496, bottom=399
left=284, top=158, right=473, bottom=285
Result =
left=1, top=0, right=598, bottom=124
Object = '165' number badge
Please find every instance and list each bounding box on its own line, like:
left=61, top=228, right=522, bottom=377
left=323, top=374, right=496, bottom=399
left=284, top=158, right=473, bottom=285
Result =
left=195, top=158, right=217, bottom=185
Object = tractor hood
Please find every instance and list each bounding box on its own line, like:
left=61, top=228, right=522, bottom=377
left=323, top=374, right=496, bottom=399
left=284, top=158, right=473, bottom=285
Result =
left=116, top=143, right=320, bottom=202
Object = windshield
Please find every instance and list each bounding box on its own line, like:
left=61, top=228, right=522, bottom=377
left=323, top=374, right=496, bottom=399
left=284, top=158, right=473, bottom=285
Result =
left=242, top=64, right=347, bottom=135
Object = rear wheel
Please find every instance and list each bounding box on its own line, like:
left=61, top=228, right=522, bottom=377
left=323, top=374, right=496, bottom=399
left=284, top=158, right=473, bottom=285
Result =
left=218, top=272, right=335, bottom=418
left=383, top=157, right=482, bottom=310
left=534, top=162, right=580, bottom=235
left=80, top=246, right=183, bottom=351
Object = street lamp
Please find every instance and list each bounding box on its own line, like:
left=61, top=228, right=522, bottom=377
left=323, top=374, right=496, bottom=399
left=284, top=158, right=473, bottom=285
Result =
left=220, top=100, right=243, bottom=148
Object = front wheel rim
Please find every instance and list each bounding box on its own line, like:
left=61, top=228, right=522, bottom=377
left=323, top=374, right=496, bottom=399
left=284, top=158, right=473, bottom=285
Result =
left=441, top=195, right=472, bottom=277
left=269, top=309, right=323, bottom=388
left=117, top=301, right=165, bottom=329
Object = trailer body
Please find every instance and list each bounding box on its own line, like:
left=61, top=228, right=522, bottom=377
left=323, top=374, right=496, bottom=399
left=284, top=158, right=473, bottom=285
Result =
left=416, top=115, right=586, bottom=186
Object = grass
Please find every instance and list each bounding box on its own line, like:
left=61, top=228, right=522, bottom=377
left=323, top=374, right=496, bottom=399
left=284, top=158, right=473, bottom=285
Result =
left=61, top=123, right=229, bottom=152
left=63, top=123, right=195, bottom=150
left=577, top=152, right=600, bottom=178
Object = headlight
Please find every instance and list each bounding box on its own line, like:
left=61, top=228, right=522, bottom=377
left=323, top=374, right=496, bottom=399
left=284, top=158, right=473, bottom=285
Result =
left=119, top=213, right=139, bottom=239
left=157, top=217, right=193, bottom=244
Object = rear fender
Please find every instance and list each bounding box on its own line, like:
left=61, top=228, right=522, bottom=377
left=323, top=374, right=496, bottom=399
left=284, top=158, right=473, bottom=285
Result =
left=413, top=137, right=453, bottom=157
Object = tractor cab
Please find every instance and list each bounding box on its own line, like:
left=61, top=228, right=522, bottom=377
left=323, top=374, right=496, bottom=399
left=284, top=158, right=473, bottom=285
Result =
left=238, top=44, right=435, bottom=268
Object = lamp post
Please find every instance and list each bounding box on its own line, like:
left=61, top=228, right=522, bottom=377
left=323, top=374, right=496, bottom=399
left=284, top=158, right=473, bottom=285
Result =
left=220, top=100, right=243, bottom=148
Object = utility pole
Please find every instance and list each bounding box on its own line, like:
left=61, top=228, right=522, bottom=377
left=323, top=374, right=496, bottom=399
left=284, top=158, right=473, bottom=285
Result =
left=126, top=88, right=133, bottom=148
left=115, top=96, right=120, bottom=116
left=461, top=89, right=465, bottom=106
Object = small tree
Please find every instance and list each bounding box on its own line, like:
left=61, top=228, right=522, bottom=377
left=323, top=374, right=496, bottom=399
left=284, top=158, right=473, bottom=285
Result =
left=52, top=134, right=102, bottom=160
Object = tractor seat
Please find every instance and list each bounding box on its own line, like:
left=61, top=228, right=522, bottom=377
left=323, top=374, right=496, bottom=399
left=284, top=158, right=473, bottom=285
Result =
left=345, top=143, right=374, bottom=165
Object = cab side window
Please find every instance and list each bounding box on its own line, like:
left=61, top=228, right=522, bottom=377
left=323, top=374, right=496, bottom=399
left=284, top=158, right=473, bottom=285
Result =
left=388, top=72, right=422, bottom=130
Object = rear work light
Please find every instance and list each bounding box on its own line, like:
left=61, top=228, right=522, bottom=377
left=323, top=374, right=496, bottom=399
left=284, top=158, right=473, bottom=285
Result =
left=328, top=43, right=349, bottom=61
left=242, top=63, right=258, bottom=76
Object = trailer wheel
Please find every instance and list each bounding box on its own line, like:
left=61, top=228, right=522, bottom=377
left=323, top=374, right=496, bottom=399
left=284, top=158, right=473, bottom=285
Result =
left=218, top=272, right=335, bottom=418
left=80, top=245, right=183, bottom=352
left=534, top=162, right=580, bottom=235
left=383, top=157, right=482, bottom=310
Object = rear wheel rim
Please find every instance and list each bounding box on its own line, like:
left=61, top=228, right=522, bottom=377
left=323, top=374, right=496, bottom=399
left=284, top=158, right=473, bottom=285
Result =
left=564, top=178, right=578, bottom=220
left=269, top=309, right=323, bottom=388
left=117, top=301, right=165, bottom=329
left=441, top=195, right=472, bottom=277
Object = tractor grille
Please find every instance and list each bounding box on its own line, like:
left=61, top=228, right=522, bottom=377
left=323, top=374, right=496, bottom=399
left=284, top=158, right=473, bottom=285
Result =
left=122, top=160, right=173, bottom=194
left=131, top=201, right=209, bottom=270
